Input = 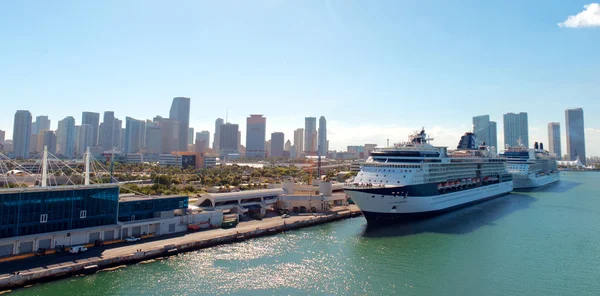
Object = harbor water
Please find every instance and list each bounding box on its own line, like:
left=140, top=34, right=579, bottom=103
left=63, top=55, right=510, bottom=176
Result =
left=12, top=171, right=600, bottom=296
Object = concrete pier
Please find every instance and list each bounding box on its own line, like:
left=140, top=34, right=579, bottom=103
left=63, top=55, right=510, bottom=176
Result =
left=0, top=206, right=362, bottom=291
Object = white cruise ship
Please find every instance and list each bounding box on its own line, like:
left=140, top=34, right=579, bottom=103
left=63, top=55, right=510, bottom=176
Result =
left=500, top=141, right=559, bottom=189
left=344, top=129, right=513, bottom=225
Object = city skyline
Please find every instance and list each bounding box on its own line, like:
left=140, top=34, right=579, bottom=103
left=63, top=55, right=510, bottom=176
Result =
left=1, top=2, right=599, bottom=156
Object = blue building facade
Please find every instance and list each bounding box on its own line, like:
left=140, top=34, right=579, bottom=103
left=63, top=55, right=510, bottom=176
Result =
left=0, top=185, right=120, bottom=239
left=118, top=195, right=188, bottom=222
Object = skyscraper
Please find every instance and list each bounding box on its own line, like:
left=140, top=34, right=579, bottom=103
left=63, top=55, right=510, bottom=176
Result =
left=188, top=127, right=194, bottom=145
left=472, top=115, right=497, bottom=147
left=293, top=128, right=304, bottom=159
left=76, top=124, right=95, bottom=156
left=503, top=112, right=529, bottom=148
left=114, top=118, right=123, bottom=150
left=124, top=117, right=145, bottom=154
left=0, top=130, right=5, bottom=142
left=145, top=121, right=163, bottom=155
left=57, top=116, right=76, bottom=157
left=270, top=132, right=285, bottom=157
left=304, top=117, right=317, bottom=153
left=219, top=123, right=239, bottom=157
left=565, top=108, right=586, bottom=164
left=489, top=121, right=498, bottom=148
left=213, top=118, right=224, bottom=153
left=13, top=110, right=32, bottom=159
left=99, top=111, right=115, bottom=150
left=32, top=115, right=51, bottom=135
left=246, top=114, right=266, bottom=158
left=39, top=130, right=57, bottom=154
left=196, top=131, right=210, bottom=150
left=285, top=140, right=292, bottom=152
left=82, top=112, right=100, bottom=146
left=547, top=122, right=561, bottom=158
left=318, top=116, right=327, bottom=156
left=169, top=97, right=191, bottom=151
left=155, top=118, right=178, bottom=154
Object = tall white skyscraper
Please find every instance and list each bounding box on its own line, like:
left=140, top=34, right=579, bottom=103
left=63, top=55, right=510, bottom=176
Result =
left=565, top=108, right=586, bottom=164
left=503, top=112, right=529, bottom=148
left=57, top=116, right=76, bottom=157
left=547, top=122, right=561, bottom=158
left=472, top=115, right=497, bottom=148
left=13, top=110, right=32, bottom=159
left=293, top=128, right=304, bottom=159
left=318, top=116, right=327, bottom=156
left=304, top=117, right=317, bottom=153
left=169, top=97, right=191, bottom=151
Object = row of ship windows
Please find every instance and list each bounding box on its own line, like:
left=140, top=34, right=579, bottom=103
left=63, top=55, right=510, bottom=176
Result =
left=361, top=170, right=413, bottom=176
left=363, top=165, right=420, bottom=169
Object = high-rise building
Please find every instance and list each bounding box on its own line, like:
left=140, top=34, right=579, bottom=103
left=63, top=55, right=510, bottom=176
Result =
left=565, top=108, right=586, bottom=164
left=124, top=117, right=145, bottom=154
left=76, top=124, right=95, bottom=156
left=57, top=116, right=76, bottom=157
left=304, top=117, right=317, bottom=153
left=32, top=115, right=51, bottom=135
left=114, top=118, right=123, bottom=150
left=145, top=121, right=163, bottom=155
left=13, top=110, right=32, bottom=159
left=213, top=118, right=224, bottom=153
left=81, top=112, right=100, bottom=146
left=188, top=127, right=194, bottom=145
left=0, top=130, right=5, bottom=142
left=472, top=115, right=497, bottom=147
left=99, top=111, right=115, bottom=150
left=169, top=97, right=191, bottom=151
left=29, top=135, right=39, bottom=154
left=318, top=116, right=327, bottom=156
left=547, top=122, right=561, bottom=158
left=285, top=140, right=292, bottom=152
left=196, top=131, right=210, bottom=150
left=154, top=118, right=178, bottom=154
left=219, top=123, right=239, bottom=157
left=246, top=114, right=266, bottom=158
left=38, top=130, right=57, bottom=154
left=503, top=112, right=529, bottom=148
left=270, top=132, right=285, bottom=157
left=293, top=128, right=304, bottom=159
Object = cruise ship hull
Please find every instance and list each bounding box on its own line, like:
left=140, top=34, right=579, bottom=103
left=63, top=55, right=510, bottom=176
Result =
left=512, top=172, right=559, bottom=189
left=345, top=181, right=513, bottom=225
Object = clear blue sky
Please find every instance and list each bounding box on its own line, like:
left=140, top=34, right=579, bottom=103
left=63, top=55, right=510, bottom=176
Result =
left=1, top=1, right=599, bottom=155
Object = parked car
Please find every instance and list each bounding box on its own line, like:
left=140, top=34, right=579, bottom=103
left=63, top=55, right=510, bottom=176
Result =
left=69, top=246, right=88, bottom=254
left=281, top=214, right=290, bottom=219
left=125, top=236, right=141, bottom=243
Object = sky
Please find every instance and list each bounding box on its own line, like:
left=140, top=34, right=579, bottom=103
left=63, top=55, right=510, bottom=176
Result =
left=0, top=1, right=599, bottom=155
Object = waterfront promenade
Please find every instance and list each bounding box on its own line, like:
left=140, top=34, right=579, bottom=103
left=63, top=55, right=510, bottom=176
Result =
left=0, top=205, right=361, bottom=290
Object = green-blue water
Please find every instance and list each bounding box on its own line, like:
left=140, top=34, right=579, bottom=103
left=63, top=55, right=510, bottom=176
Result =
left=12, top=172, right=600, bottom=295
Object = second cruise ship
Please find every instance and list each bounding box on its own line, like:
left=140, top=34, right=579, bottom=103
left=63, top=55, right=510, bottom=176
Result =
left=344, top=129, right=513, bottom=225
left=500, top=141, right=560, bottom=189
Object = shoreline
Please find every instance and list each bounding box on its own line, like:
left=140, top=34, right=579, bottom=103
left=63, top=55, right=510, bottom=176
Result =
left=0, top=207, right=362, bottom=291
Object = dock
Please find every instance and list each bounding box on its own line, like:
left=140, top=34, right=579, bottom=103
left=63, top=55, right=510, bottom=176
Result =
left=0, top=206, right=362, bottom=290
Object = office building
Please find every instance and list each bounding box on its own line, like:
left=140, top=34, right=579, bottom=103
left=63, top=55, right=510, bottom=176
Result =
left=503, top=112, right=529, bottom=148
left=213, top=118, right=224, bottom=153
left=99, top=111, right=115, bottom=150
left=169, top=97, right=191, bottom=151
left=124, top=117, right=145, bottom=154
left=82, top=112, right=100, bottom=146
left=188, top=127, right=195, bottom=145
left=145, top=122, right=163, bottom=155
left=154, top=118, right=178, bottom=154
left=285, top=140, right=292, bottom=152
left=29, top=135, right=39, bottom=154
left=13, top=110, right=32, bottom=159
left=196, top=131, right=210, bottom=150
left=472, top=115, right=498, bottom=147
left=38, top=130, right=57, bottom=154
left=565, top=108, right=586, bottom=164
left=304, top=117, right=317, bottom=153
left=547, top=122, right=561, bottom=158
left=76, top=124, right=95, bottom=155
left=270, top=132, right=285, bottom=157
left=0, top=130, right=5, bottom=142
left=31, top=115, right=51, bottom=135
left=318, top=116, right=327, bottom=156
left=219, top=123, right=239, bottom=157
left=114, top=118, right=123, bottom=150
left=246, top=114, right=266, bottom=158
left=57, top=116, right=76, bottom=157
left=293, top=128, right=304, bottom=159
